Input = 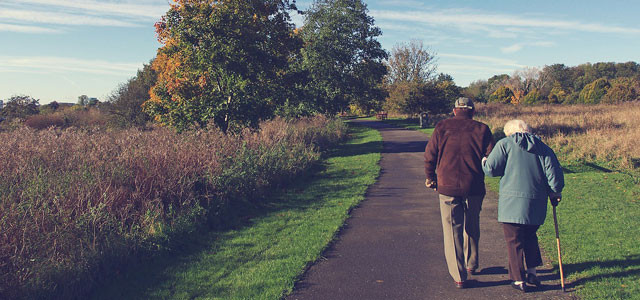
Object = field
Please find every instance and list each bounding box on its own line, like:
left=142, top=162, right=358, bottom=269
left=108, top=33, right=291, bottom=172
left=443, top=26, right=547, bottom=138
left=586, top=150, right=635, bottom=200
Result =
left=475, top=102, right=640, bottom=170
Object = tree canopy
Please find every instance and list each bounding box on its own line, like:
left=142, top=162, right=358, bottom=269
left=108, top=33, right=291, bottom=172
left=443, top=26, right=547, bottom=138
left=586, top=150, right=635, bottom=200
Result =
left=464, top=61, right=640, bottom=105
left=300, top=0, right=388, bottom=115
left=144, top=0, right=301, bottom=132
left=0, top=95, right=40, bottom=119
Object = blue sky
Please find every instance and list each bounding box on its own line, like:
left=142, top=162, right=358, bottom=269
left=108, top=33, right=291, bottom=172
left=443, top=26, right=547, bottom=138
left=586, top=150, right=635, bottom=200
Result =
left=2, top=0, right=640, bottom=104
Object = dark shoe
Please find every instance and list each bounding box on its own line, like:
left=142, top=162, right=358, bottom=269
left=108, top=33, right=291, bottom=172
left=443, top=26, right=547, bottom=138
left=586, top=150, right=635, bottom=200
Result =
left=511, top=281, right=528, bottom=293
left=455, top=281, right=466, bottom=289
left=526, top=273, right=542, bottom=287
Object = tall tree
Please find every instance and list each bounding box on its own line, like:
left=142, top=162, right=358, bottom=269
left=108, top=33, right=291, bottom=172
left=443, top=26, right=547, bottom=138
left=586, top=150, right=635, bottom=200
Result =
left=108, top=61, right=157, bottom=127
left=0, top=95, right=39, bottom=119
left=144, top=0, right=300, bottom=132
left=77, top=95, right=89, bottom=106
left=386, top=40, right=437, bottom=84
left=300, top=0, right=388, bottom=115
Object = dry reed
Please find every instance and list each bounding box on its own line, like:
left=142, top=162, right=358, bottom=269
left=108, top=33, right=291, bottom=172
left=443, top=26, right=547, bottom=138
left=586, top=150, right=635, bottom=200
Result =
left=475, top=102, right=640, bottom=169
left=0, top=116, right=346, bottom=299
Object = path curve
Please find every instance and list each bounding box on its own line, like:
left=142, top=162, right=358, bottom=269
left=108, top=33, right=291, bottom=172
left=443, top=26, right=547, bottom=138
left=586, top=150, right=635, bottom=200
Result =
left=286, top=120, right=574, bottom=300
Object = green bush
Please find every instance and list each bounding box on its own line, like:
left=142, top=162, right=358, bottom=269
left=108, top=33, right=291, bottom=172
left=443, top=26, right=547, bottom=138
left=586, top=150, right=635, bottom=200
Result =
left=578, top=77, right=611, bottom=104
left=489, top=86, right=514, bottom=103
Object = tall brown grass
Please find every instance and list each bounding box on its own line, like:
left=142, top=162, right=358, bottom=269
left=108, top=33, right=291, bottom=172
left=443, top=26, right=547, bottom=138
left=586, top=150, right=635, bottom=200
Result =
left=0, top=116, right=346, bottom=299
left=475, top=102, right=640, bottom=169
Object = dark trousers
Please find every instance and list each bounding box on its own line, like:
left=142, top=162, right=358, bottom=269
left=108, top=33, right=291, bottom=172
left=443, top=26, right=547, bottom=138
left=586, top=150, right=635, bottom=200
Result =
left=502, top=223, right=543, bottom=281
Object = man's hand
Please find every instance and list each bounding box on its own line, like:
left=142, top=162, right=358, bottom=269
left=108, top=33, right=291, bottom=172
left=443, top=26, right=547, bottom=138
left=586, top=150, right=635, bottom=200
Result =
left=425, top=178, right=437, bottom=190
left=482, top=156, right=487, bottom=165
left=549, top=192, right=562, bottom=207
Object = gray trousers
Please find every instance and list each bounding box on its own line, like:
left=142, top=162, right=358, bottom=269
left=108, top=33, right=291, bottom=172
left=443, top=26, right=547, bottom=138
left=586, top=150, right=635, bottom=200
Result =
left=438, top=194, right=484, bottom=282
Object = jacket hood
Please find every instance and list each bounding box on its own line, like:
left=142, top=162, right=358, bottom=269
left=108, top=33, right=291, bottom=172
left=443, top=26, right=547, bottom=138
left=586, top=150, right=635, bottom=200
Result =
left=509, top=132, right=541, bottom=153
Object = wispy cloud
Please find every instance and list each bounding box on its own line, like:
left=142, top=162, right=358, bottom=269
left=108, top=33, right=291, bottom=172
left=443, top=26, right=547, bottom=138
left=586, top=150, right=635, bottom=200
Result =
left=501, top=41, right=555, bottom=54
left=0, top=0, right=170, bottom=33
left=0, top=9, right=140, bottom=27
left=371, top=9, right=640, bottom=35
left=501, top=44, right=524, bottom=54
left=439, top=53, right=527, bottom=68
left=0, top=22, right=62, bottom=33
left=11, top=0, right=168, bottom=19
left=0, top=56, right=142, bottom=76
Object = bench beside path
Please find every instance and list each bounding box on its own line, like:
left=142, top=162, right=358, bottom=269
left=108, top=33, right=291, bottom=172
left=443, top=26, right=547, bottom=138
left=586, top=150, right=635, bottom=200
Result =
left=286, top=120, right=574, bottom=300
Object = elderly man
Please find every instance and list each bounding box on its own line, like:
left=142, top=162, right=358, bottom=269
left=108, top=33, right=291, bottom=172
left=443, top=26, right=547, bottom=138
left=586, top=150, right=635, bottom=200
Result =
left=482, top=120, right=564, bottom=293
left=424, top=97, right=495, bottom=289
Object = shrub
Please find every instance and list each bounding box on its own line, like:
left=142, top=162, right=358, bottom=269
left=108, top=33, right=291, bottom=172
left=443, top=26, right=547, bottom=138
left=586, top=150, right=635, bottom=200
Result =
left=578, top=77, right=610, bottom=104
left=489, top=86, right=514, bottom=103
left=24, top=114, right=65, bottom=129
left=0, top=116, right=346, bottom=299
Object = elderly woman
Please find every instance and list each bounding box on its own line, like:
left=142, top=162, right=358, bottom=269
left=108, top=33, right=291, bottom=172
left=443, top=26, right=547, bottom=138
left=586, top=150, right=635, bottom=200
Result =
left=482, top=120, right=564, bottom=293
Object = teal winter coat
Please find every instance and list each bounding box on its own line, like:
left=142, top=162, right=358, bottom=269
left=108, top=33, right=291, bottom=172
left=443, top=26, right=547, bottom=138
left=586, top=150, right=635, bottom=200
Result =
left=482, top=133, right=564, bottom=225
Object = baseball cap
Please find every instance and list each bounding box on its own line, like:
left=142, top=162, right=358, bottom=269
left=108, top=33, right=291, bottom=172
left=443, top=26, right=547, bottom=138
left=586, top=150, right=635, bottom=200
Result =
left=454, top=97, right=474, bottom=109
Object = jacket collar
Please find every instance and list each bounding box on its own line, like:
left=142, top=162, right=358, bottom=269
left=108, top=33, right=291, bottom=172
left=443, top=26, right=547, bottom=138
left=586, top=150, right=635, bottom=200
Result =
left=453, top=114, right=473, bottom=120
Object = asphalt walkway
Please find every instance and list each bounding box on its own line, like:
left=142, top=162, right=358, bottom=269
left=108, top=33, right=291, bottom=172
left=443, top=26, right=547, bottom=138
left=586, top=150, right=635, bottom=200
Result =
left=286, top=120, right=574, bottom=300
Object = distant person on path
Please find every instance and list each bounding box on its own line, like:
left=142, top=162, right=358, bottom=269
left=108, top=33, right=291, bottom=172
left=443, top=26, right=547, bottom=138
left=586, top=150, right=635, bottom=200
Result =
left=424, top=97, right=495, bottom=289
left=482, top=119, right=564, bottom=293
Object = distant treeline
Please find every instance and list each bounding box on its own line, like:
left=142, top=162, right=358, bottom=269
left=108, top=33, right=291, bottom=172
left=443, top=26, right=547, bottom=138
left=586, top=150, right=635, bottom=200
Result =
left=464, top=62, right=640, bottom=105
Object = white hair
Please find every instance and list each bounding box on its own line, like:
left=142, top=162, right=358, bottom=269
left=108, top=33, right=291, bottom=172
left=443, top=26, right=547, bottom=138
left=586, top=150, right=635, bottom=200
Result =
left=503, top=119, right=532, bottom=136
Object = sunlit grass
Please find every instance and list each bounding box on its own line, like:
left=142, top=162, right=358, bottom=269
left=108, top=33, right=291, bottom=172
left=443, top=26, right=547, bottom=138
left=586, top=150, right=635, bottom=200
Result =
left=91, top=123, right=382, bottom=299
left=381, top=117, right=435, bottom=135
left=486, top=167, right=640, bottom=300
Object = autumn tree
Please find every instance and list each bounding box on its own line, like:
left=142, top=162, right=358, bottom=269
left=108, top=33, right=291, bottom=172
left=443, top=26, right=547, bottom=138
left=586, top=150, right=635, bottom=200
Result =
left=489, top=86, right=514, bottom=103
left=300, top=0, right=388, bottom=115
left=601, top=77, right=640, bottom=103
left=144, top=0, right=301, bottom=132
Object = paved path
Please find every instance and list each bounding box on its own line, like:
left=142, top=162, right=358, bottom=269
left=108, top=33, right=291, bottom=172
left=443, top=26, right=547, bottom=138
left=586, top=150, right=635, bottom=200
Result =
left=287, top=120, right=574, bottom=300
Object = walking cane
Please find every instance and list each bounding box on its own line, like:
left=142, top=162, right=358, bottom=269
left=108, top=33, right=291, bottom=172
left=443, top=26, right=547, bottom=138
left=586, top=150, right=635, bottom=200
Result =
left=552, top=205, right=566, bottom=292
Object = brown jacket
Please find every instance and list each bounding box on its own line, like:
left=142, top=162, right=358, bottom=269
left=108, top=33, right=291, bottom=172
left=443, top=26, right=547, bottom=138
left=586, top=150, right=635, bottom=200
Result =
left=424, top=114, right=495, bottom=197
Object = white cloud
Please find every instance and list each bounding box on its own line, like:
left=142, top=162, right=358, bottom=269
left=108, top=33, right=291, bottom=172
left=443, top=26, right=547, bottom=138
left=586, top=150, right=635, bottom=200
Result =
left=11, top=0, right=168, bottom=19
left=0, top=8, right=140, bottom=27
left=501, top=44, right=523, bottom=54
left=371, top=9, right=640, bottom=35
left=0, top=55, right=142, bottom=76
left=0, top=22, right=62, bottom=33
left=501, top=41, right=555, bottom=54
left=439, top=53, right=526, bottom=68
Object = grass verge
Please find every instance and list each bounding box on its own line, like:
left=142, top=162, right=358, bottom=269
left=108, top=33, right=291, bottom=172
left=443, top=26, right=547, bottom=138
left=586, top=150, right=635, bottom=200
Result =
left=90, top=123, right=382, bottom=299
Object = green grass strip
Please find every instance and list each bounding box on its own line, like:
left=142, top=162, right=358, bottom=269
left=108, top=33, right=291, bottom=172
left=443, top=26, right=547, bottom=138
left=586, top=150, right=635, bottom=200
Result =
left=486, top=167, right=640, bottom=299
left=91, top=123, right=382, bottom=300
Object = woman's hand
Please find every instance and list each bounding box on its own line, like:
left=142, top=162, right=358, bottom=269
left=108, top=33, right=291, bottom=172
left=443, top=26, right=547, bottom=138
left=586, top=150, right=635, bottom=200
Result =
left=549, top=192, right=562, bottom=206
